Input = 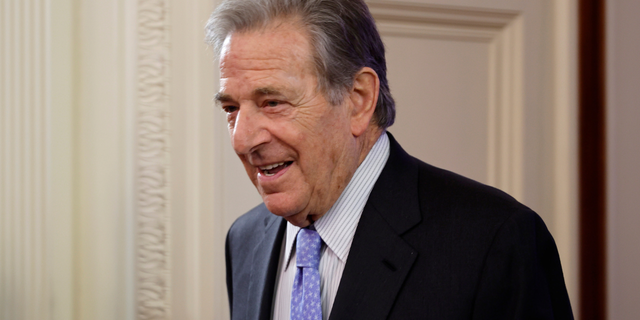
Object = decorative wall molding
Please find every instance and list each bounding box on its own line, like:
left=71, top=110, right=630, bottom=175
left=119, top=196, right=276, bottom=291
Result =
left=367, top=1, right=516, bottom=26
left=368, top=0, right=524, bottom=198
left=486, top=17, right=525, bottom=200
left=368, top=0, right=515, bottom=41
left=136, top=0, right=172, bottom=319
left=0, top=0, right=51, bottom=319
left=1, top=0, right=58, bottom=318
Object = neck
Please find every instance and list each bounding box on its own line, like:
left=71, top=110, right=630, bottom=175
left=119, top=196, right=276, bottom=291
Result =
left=298, top=126, right=384, bottom=227
left=356, top=125, right=384, bottom=167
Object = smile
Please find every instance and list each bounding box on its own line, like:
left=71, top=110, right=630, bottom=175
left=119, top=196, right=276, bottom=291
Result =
left=258, top=161, right=292, bottom=176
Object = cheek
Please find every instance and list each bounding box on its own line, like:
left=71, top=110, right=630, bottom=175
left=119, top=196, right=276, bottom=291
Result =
left=239, top=156, right=258, bottom=182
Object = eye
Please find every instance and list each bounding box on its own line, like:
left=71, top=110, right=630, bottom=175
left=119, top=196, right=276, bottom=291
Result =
left=222, top=105, right=238, bottom=113
left=265, top=100, right=280, bottom=107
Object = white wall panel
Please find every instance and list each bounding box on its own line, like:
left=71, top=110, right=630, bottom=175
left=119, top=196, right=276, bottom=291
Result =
left=368, top=0, right=579, bottom=311
left=75, top=0, right=137, bottom=319
left=168, top=0, right=229, bottom=319
left=0, top=1, right=51, bottom=319
left=373, top=4, right=523, bottom=194
left=0, top=0, right=77, bottom=319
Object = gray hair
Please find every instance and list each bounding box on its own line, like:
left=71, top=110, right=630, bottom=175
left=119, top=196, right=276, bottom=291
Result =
left=205, top=0, right=396, bottom=129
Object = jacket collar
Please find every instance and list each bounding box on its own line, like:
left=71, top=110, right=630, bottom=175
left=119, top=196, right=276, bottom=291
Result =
left=250, top=133, right=422, bottom=320
left=246, top=212, right=286, bottom=320
left=329, top=132, right=422, bottom=319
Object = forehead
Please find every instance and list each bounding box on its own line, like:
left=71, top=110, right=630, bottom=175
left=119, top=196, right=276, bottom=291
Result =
left=219, top=19, right=315, bottom=76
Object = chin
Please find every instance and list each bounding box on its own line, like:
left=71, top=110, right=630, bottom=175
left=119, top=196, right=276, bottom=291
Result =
left=264, top=203, right=299, bottom=219
left=263, top=196, right=299, bottom=216
left=263, top=196, right=310, bottom=224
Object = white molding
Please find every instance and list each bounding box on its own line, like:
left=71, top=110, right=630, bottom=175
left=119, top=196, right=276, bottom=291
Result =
left=370, top=1, right=510, bottom=42
left=486, top=16, right=525, bottom=200
left=75, top=0, right=138, bottom=318
left=369, top=1, right=578, bottom=307
left=375, top=22, right=498, bottom=43
left=551, top=0, right=579, bottom=314
left=166, top=0, right=225, bottom=318
left=0, top=1, right=51, bottom=319
left=49, top=0, right=76, bottom=319
left=369, top=1, right=524, bottom=198
left=136, top=0, right=172, bottom=319
left=367, top=1, right=516, bottom=28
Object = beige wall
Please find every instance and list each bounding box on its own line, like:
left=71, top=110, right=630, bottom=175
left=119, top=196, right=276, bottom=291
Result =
left=4, top=0, right=622, bottom=319
left=1, top=0, right=76, bottom=319
left=607, top=0, right=640, bottom=318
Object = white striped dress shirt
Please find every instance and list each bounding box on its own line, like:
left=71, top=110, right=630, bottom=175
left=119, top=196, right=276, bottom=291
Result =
left=271, top=132, right=390, bottom=320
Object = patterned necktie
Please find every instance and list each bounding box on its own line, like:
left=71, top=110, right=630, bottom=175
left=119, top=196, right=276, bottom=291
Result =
left=290, top=228, right=322, bottom=320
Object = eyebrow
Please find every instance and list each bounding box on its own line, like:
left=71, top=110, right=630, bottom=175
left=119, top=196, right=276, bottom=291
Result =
left=214, top=92, right=234, bottom=104
left=253, top=87, right=283, bottom=97
left=215, top=86, right=286, bottom=104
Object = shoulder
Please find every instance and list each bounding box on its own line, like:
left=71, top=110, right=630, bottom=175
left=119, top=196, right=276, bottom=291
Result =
left=379, top=132, right=542, bottom=240
left=226, top=203, right=275, bottom=251
left=229, top=202, right=271, bottom=232
left=415, top=159, right=536, bottom=229
left=378, top=137, right=573, bottom=317
left=403, top=157, right=555, bottom=270
left=384, top=132, right=533, bottom=227
left=411, top=159, right=561, bottom=283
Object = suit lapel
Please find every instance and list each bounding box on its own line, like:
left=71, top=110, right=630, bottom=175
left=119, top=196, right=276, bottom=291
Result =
left=329, top=203, right=418, bottom=320
left=329, top=133, right=422, bottom=320
left=246, top=212, right=286, bottom=320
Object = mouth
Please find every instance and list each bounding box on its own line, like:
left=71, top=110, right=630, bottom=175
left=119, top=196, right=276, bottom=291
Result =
left=258, top=161, right=293, bottom=177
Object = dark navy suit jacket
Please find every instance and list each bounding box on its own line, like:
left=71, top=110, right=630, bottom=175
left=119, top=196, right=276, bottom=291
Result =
left=225, top=133, right=574, bottom=319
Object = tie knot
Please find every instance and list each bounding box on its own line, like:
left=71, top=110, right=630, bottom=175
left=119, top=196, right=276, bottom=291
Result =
left=296, top=228, right=321, bottom=269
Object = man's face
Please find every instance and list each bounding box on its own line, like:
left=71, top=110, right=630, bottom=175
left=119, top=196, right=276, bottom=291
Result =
left=217, top=20, right=360, bottom=227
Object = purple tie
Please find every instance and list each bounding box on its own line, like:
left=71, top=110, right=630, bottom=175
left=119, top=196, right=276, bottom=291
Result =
left=290, top=228, right=322, bottom=320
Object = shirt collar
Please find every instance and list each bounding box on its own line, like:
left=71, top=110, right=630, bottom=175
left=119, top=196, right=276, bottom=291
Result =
left=282, top=132, right=390, bottom=269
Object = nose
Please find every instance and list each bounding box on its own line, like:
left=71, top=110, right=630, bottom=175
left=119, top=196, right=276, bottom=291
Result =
left=231, top=106, right=270, bottom=155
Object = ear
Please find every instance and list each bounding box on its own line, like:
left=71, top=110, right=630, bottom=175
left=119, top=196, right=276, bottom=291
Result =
left=348, top=67, right=380, bottom=137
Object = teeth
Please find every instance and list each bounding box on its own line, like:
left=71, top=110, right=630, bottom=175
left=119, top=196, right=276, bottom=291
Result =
left=259, top=162, right=285, bottom=171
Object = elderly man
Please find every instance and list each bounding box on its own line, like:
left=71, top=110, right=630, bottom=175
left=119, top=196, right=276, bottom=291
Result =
left=206, top=0, right=573, bottom=319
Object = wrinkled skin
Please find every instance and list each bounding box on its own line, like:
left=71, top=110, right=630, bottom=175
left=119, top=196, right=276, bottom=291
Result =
left=217, top=18, right=381, bottom=227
